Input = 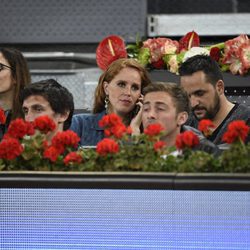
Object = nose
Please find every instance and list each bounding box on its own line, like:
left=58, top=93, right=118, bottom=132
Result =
left=25, top=111, right=35, bottom=122
left=190, top=95, right=200, bottom=108
left=147, top=109, right=156, bottom=120
left=123, top=86, right=131, bottom=96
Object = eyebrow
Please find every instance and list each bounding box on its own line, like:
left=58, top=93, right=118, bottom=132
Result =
left=144, top=101, right=167, bottom=106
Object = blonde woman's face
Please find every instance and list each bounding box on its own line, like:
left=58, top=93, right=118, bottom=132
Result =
left=104, top=67, right=142, bottom=116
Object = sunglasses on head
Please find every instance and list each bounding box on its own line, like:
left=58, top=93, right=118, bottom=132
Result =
left=0, top=63, right=12, bottom=71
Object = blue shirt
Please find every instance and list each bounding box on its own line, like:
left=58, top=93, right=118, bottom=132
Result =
left=70, top=111, right=106, bottom=146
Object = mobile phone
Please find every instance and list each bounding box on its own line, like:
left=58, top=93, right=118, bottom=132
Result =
left=132, top=104, right=141, bottom=117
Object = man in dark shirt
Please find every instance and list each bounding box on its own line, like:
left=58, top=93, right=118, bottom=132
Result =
left=179, top=55, right=249, bottom=145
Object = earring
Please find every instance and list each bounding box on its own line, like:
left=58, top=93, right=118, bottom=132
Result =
left=105, top=95, right=109, bottom=112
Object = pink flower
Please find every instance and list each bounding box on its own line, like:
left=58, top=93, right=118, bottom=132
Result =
left=143, top=38, right=179, bottom=63
left=222, top=34, right=250, bottom=75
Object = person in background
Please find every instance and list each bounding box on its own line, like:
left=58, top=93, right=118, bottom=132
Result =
left=70, top=58, right=151, bottom=146
left=140, top=82, right=220, bottom=155
left=0, top=47, right=31, bottom=140
left=20, top=79, right=74, bottom=142
left=179, top=55, right=249, bottom=145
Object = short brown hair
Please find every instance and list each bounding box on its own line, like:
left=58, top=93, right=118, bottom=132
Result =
left=143, top=82, right=190, bottom=114
left=93, top=58, right=151, bottom=113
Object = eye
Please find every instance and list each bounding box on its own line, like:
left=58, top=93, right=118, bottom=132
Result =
left=22, top=108, right=28, bottom=115
left=33, top=105, right=45, bottom=113
left=117, top=81, right=126, bottom=88
left=35, top=107, right=43, bottom=112
left=195, top=91, right=205, bottom=97
left=156, top=107, right=166, bottom=112
left=131, top=84, right=140, bottom=91
left=0, top=64, right=3, bottom=71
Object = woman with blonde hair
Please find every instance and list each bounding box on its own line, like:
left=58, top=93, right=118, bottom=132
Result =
left=0, top=47, right=31, bottom=140
left=70, top=58, right=151, bottom=146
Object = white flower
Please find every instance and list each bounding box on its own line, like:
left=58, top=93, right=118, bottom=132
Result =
left=183, top=47, right=209, bottom=62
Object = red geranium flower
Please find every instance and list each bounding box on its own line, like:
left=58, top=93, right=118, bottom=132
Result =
left=0, top=108, right=6, bottom=124
left=6, top=118, right=35, bottom=139
left=0, top=137, right=24, bottom=160
left=51, top=130, right=80, bottom=154
left=63, top=152, right=82, bottom=166
left=99, top=113, right=123, bottom=128
left=43, top=146, right=60, bottom=162
left=176, top=131, right=200, bottom=150
left=100, top=113, right=128, bottom=139
left=96, top=138, right=119, bottom=156
left=144, top=124, right=164, bottom=137
left=153, top=141, right=166, bottom=151
left=222, top=120, right=249, bottom=144
left=198, top=119, right=215, bottom=137
left=33, top=115, right=56, bottom=134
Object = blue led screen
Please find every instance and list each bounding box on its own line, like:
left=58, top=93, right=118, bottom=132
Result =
left=1, top=189, right=250, bottom=249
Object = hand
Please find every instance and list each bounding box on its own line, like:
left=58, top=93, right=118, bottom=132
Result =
left=130, top=94, right=144, bottom=135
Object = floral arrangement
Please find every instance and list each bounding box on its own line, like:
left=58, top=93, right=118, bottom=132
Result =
left=0, top=109, right=249, bottom=173
left=96, top=32, right=250, bottom=76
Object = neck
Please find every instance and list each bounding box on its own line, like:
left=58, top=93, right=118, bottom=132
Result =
left=212, top=96, right=234, bottom=128
left=162, top=128, right=181, bottom=148
left=47, top=123, right=64, bottom=142
left=0, top=91, right=14, bottom=110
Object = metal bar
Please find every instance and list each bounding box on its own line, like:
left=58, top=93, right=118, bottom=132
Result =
left=148, top=13, right=250, bottom=37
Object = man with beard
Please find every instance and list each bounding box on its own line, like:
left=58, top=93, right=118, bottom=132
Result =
left=179, top=55, right=249, bottom=145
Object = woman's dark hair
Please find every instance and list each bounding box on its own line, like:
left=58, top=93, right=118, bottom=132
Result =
left=0, top=47, right=31, bottom=119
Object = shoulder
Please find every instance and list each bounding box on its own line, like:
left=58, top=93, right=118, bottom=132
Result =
left=70, top=111, right=106, bottom=146
left=71, top=112, right=105, bottom=129
left=231, top=103, right=250, bottom=119
left=182, top=125, right=221, bottom=156
left=182, top=125, right=203, bottom=138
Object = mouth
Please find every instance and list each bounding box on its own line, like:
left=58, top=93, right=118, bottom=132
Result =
left=193, top=108, right=206, bottom=117
left=120, top=99, right=132, bottom=106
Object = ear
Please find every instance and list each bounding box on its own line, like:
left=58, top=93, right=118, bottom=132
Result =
left=215, top=80, right=224, bottom=95
left=57, top=111, right=70, bottom=124
left=177, top=111, right=188, bottom=126
left=103, top=81, right=109, bottom=95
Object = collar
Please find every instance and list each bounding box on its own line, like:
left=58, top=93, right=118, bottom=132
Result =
left=91, top=110, right=106, bottom=131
